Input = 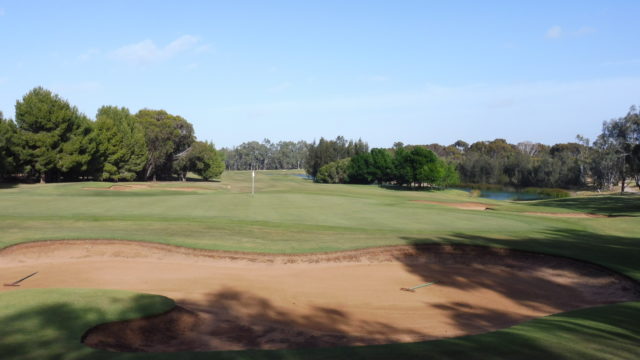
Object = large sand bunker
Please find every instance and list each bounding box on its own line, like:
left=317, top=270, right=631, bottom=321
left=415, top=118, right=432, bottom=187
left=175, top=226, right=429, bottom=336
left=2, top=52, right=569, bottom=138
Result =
left=1, top=240, right=638, bottom=352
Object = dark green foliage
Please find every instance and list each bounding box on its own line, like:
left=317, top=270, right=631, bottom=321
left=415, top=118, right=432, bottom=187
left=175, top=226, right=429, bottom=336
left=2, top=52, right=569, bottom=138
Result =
left=305, top=136, right=368, bottom=178
left=174, top=141, right=224, bottom=181
left=347, top=153, right=375, bottom=184
left=369, top=148, right=395, bottom=183
left=135, top=109, right=194, bottom=181
left=15, top=87, right=98, bottom=183
left=95, top=106, right=147, bottom=181
left=315, top=158, right=351, bottom=183
left=0, top=112, right=19, bottom=180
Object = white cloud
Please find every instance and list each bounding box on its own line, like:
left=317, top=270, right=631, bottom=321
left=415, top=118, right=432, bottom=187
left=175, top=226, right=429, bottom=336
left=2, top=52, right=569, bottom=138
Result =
left=110, top=35, right=200, bottom=65
left=546, top=25, right=563, bottom=39
left=546, top=25, right=595, bottom=39
left=0, top=8, right=5, bottom=16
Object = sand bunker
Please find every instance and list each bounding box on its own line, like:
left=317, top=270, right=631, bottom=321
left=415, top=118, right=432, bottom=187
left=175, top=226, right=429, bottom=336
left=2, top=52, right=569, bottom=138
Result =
left=1, top=240, right=638, bottom=352
left=411, top=200, right=491, bottom=210
left=521, top=212, right=608, bottom=218
left=82, top=184, right=211, bottom=192
left=82, top=184, right=151, bottom=191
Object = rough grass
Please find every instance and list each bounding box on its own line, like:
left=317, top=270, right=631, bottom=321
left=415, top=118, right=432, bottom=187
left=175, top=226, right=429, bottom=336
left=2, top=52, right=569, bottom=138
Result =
left=0, top=170, right=639, bottom=359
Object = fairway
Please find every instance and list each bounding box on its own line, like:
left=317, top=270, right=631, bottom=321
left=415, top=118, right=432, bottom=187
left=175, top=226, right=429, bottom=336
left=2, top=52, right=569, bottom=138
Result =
left=0, top=171, right=639, bottom=359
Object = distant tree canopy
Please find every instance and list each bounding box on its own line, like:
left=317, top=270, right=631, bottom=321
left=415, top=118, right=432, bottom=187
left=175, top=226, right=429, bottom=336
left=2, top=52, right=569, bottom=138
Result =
left=315, top=145, right=459, bottom=188
left=0, top=87, right=223, bottom=183
left=1, top=87, right=638, bottom=192
left=305, top=136, right=369, bottom=178
left=221, top=139, right=309, bottom=171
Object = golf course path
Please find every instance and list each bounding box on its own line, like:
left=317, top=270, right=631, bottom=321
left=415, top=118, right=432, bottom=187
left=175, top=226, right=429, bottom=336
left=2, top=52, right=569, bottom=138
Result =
left=1, top=240, right=638, bottom=351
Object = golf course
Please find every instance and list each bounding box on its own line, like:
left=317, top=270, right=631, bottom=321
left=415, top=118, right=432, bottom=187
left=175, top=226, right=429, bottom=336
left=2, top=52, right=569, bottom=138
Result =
left=1, top=170, right=639, bottom=360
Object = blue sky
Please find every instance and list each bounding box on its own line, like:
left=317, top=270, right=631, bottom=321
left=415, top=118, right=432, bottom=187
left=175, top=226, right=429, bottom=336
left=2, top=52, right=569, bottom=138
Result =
left=1, top=1, right=639, bottom=148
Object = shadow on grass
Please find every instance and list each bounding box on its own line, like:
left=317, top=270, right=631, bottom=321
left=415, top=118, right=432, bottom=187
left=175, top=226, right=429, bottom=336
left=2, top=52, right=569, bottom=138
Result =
left=401, top=228, right=640, bottom=287
left=532, top=195, right=640, bottom=216
left=0, top=182, right=18, bottom=189
left=0, top=289, right=173, bottom=360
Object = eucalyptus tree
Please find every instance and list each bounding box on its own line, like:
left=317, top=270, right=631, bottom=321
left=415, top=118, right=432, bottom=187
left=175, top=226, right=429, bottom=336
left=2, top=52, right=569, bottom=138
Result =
left=173, top=140, right=224, bottom=181
left=135, top=109, right=194, bottom=181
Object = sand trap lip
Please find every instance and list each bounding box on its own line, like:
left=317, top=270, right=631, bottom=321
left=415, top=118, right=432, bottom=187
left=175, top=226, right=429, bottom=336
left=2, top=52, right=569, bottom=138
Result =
left=2, top=240, right=639, bottom=352
left=411, top=200, right=491, bottom=210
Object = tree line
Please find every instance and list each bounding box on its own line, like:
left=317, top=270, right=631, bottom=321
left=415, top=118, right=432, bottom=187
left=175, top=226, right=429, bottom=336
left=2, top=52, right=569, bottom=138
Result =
left=297, top=106, right=640, bottom=192
left=3, top=87, right=637, bottom=192
left=0, top=87, right=224, bottom=183
left=221, top=139, right=309, bottom=171
left=421, top=106, right=639, bottom=192
left=303, top=137, right=458, bottom=188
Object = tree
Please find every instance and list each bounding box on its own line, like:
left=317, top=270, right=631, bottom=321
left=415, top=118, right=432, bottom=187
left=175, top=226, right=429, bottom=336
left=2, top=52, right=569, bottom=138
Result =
left=94, top=106, right=147, bottom=181
left=598, top=115, right=633, bottom=193
left=316, top=158, right=350, bottom=184
left=305, top=136, right=368, bottom=179
left=174, top=141, right=224, bottom=181
left=135, top=109, right=194, bottom=181
left=409, top=147, right=438, bottom=188
left=15, top=87, right=97, bottom=183
left=392, top=146, right=413, bottom=187
left=0, top=112, right=20, bottom=180
left=347, top=152, right=375, bottom=184
left=369, top=148, right=394, bottom=183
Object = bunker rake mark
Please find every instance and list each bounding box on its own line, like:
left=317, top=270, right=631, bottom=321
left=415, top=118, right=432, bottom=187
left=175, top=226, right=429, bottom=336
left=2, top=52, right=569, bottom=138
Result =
left=400, top=281, right=437, bottom=292
left=4, top=272, right=38, bottom=287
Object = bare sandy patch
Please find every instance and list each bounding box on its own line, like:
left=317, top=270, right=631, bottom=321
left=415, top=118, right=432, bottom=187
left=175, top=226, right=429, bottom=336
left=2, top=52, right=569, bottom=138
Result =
left=1, top=240, right=637, bottom=352
left=411, top=200, right=491, bottom=210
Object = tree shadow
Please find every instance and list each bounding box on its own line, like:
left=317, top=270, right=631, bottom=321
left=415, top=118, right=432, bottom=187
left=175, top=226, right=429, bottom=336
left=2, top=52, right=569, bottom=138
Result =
left=0, top=182, right=18, bottom=189
left=84, top=287, right=429, bottom=352
left=0, top=289, right=173, bottom=360
left=531, top=195, right=640, bottom=216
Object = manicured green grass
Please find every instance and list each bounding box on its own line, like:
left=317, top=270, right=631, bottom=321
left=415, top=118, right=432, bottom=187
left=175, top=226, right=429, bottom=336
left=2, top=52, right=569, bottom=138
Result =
left=0, top=289, right=174, bottom=360
left=0, top=170, right=639, bottom=359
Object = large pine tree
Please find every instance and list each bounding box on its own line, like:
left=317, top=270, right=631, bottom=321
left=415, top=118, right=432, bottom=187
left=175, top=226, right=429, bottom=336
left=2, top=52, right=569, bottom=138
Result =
left=15, top=87, right=97, bottom=183
left=95, top=106, right=147, bottom=181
